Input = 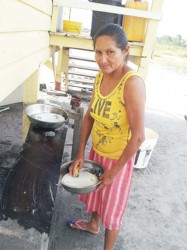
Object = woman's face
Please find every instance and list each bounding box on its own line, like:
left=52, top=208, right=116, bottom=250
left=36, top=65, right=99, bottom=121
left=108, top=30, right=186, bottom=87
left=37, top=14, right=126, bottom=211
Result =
left=94, top=35, right=128, bottom=74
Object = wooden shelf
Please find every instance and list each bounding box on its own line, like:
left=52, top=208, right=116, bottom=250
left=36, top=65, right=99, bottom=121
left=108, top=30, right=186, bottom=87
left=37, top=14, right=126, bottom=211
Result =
left=49, top=32, right=144, bottom=57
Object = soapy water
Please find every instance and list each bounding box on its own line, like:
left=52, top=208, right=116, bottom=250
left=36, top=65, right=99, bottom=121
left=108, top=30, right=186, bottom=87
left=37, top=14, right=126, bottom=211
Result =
left=31, top=113, right=65, bottom=123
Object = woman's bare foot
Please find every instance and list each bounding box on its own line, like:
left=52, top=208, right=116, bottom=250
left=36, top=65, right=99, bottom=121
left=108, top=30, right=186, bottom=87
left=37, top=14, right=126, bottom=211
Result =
left=69, top=219, right=100, bottom=234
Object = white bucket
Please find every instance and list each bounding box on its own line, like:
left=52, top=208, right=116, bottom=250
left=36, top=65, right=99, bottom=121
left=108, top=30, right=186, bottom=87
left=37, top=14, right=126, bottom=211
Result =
left=134, top=128, right=158, bottom=169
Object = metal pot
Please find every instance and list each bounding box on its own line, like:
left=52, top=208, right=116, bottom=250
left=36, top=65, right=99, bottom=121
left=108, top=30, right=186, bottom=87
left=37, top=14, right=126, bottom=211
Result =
left=25, top=103, right=68, bottom=129
left=59, top=160, right=105, bottom=194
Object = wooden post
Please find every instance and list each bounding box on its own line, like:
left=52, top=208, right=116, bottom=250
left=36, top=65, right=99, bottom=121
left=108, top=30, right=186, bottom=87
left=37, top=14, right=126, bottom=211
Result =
left=138, top=0, right=164, bottom=81
left=50, top=5, right=59, bottom=33
left=61, top=47, right=69, bottom=91
left=22, top=69, right=39, bottom=143
left=55, top=47, right=69, bottom=91
left=71, top=107, right=84, bottom=160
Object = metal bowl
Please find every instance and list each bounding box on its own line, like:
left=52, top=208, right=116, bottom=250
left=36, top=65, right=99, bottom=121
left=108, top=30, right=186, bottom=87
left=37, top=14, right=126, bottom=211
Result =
left=25, top=103, right=68, bottom=129
left=59, top=160, right=105, bottom=194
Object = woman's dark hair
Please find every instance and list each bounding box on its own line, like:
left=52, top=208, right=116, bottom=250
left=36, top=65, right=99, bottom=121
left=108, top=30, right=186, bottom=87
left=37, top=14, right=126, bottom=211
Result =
left=93, top=23, right=128, bottom=50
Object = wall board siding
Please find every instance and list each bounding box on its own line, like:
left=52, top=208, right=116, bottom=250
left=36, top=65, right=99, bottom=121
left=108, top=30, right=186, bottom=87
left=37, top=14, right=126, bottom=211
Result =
left=19, top=0, right=52, bottom=15
left=0, top=47, right=51, bottom=103
left=0, top=84, right=24, bottom=106
left=0, top=0, right=51, bottom=32
left=0, top=31, right=49, bottom=69
left=0, top=0, right=52, bottom=103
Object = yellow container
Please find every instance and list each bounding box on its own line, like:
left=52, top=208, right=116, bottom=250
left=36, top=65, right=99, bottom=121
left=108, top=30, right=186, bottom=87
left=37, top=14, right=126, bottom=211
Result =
left=63, top=20, right=82, bottom=34
left=122, top=0, right=149, bottom=42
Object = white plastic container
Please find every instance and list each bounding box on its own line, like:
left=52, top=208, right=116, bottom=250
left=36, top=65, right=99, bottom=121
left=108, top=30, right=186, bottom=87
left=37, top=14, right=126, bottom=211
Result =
left=134, top=128, right=158, bottom=169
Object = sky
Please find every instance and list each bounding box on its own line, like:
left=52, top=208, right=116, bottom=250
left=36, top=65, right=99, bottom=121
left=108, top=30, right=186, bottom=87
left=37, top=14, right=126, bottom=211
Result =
left=157, top=0, right=187, bottom=39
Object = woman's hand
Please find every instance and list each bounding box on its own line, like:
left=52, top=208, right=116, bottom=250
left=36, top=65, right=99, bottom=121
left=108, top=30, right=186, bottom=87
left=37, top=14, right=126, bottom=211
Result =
left=69, top=157, right=84, bottom=177
left=96, top=168, right=117, bottom=191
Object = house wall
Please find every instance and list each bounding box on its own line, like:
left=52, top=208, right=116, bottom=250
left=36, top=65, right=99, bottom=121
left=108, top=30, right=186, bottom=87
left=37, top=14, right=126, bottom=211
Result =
left=0, top=0, right=52, bottom=105
left=0, top=84, right=24, bottom=106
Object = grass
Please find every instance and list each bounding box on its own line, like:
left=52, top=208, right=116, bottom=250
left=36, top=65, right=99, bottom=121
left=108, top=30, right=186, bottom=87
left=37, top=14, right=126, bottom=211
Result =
left=152, top=43, right=187, bottom=71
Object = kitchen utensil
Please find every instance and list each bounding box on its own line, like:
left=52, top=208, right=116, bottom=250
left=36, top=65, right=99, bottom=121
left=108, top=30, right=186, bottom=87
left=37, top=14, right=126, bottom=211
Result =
left=25, top=103, right=68, bottom=129
left=59, top=160, right=105, bottom=194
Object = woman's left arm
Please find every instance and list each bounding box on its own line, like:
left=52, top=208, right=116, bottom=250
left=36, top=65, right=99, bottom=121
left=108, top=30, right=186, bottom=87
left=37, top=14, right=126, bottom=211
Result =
left=97, top=75, right=146, bottom=190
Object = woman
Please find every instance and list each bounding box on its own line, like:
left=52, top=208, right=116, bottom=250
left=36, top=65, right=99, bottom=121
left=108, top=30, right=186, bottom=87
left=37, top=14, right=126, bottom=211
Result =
left=69, top=23, right=146, bottom=250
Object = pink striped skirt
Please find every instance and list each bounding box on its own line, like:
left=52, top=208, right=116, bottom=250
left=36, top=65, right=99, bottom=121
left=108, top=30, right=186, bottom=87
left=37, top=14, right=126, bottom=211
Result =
left=78, top=148, right=134, bottom=230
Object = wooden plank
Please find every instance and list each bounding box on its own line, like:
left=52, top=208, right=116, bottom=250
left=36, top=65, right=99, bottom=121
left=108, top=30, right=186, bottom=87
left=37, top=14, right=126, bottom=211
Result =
left=129, top=43, right=144, bottom=57
left=138, top=0, right=164, bottom=81
left=68, top=70, right=97, bottom=78
left=69, top=63, right=99, bottom=71
left=68, top=83, right=93, bottom=90
left=22, top=110, right=30, bottom=144
left=54, top=48, right=69, bottom=90
left=50, top=5, right=59, bottom=32
left=44, top=60, right=53, bottom=71
left=69, top=48, right=95, bottom=58
left=50, top=33, right=93, bottom=50
left=71, top=107, right=84, bottom=160
left=60, top=48, right=69, bottom=91
left=69, top=54, right=96, bottom=62
left=0, top=47, right=51, bottom=103
left=69, top=59, right=98, bottom=68
left=51, top=6, right=70, bottom=32
left=0, top=31, right=49, bottom=69
left=68, top=77, right=94, bottom=84
left=49, top=34, right=143, bottom=57
left=19, top=0, right=52, bottom=15
left=0, top=1, right=51, bottom=32
left=53, top=0, right=162, bottom=20
left=23, top=69, right=39, bottom=104
left=128, top=55, right=141, bottom=69
left=22, top=70, right=39, bottom=142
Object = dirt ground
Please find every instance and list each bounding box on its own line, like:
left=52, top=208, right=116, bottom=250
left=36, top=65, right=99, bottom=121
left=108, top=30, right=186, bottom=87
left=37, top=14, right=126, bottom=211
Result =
left=0, top=61, right=187, bottom=250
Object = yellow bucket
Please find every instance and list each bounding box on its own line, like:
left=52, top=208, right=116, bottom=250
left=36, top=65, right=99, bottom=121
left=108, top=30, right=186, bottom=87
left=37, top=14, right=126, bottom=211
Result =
left=63, top=20, right=82, bottom=34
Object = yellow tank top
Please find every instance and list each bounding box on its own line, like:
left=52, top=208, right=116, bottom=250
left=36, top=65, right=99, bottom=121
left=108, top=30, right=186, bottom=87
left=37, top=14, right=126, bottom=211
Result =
left=90, top=70, right=138, bottom=159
